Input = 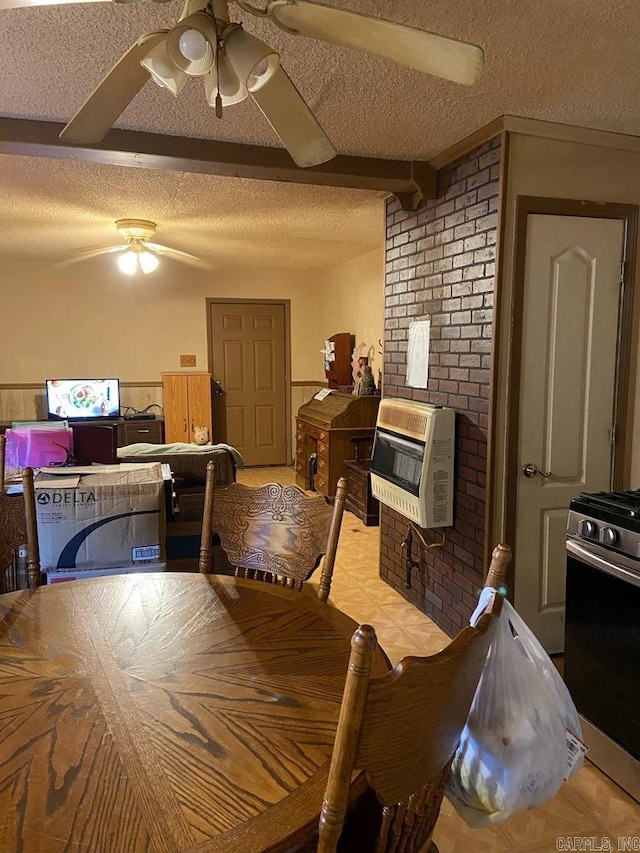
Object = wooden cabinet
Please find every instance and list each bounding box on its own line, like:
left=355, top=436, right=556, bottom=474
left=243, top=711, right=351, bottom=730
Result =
left=162, top=372, right=213, bottom=444
left=325, top=332, right=355, bottom=389
left=343, top=459, right=380, bottom=526
left=295, top=392, right=380, bottom=498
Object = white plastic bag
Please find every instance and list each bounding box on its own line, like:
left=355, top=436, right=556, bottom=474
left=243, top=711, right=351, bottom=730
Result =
left=445, top=594, right=586, bottom=828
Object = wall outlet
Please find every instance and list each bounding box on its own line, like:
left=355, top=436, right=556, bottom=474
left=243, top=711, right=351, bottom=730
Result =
left=180, top=354, right=197, bottom=367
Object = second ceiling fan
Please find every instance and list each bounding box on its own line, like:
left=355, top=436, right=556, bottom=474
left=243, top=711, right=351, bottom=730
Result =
left=60, top=218, right=208, bottom=274
left=4, top=0, right=485, bottom=168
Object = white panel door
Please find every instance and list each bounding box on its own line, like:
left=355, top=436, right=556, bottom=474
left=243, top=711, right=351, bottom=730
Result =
left=515, top=215, right=624, bottom=652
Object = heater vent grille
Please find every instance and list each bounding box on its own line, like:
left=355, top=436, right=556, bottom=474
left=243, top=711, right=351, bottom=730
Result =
left=378, top=400, right=429, bottom=440
left=371, top=478, right=420, bottom=523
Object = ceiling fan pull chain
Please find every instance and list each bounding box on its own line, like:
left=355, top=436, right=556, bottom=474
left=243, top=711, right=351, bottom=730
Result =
left=211, top=13, right=224, bottom=118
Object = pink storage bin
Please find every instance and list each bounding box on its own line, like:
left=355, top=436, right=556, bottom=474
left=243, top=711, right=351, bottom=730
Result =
left=5, top=427, right=74, bottom=471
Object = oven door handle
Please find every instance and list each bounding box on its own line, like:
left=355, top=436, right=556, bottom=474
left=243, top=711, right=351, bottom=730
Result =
left=567, top=539, right=640, bottom=588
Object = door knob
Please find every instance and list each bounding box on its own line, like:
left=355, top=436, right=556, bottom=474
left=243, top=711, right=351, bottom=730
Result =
left=522, top=463, right=551, bottom=479
left=213, top=380, right=224, bottom=397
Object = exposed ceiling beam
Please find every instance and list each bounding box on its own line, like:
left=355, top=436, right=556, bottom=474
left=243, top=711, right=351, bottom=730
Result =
left=0, top=118, right=435, bottom=211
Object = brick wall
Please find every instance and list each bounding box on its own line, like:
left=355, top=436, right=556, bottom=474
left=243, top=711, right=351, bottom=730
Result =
left=380, top=136, right=501, bottom=637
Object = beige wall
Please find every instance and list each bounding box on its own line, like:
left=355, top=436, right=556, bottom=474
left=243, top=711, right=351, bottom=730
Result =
left=0, top=259, right=326, bottom=385
left=317, top=247, right=385, bottom=384
left=492, top=131, right=640, bottom=542
left=0, top=245, right=384, bottom=436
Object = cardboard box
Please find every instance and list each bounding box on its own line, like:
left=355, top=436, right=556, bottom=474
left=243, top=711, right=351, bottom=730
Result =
left=46, top=561, right=167, bottom=584
left=35, top=463, right=166, bottom=571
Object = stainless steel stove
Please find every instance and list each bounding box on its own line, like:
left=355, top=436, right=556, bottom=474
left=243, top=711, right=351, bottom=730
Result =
left=567, top=488, right=640, bottom=562
left=565, top=489, right=640, bottom=802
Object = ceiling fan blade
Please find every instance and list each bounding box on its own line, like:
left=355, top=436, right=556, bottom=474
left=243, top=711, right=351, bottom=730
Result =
left=57, top=245, right=127, bottom=266
left=146, top=242, right=210, bottom=269
left=0, top=0, right=166, bottom=7
left=250, top=66, right=336, bottom=168
left=0, top=0, right=109, bottom=7
left=59, top=31, right=168, bottom=144
left=267, top=0, right=483, bottom=86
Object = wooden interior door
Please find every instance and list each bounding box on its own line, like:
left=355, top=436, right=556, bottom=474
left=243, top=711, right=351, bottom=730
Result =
left=162, top=373, right=189, bottom=443
left=514, top=214, right=624, bottom=652
left=209, top=302, right=287, bottom=466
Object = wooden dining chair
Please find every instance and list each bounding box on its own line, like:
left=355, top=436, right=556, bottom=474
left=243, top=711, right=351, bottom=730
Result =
left=317, top=543, right=511, bottom=853
left=199, top=460, right=348, bottom=602
left=0, top=438, right=42, bottom=592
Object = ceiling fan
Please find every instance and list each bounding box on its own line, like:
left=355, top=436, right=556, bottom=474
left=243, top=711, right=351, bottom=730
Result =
left=1, top=0, right=485, bottom=168
left=60, top=218, right=208, bottom=274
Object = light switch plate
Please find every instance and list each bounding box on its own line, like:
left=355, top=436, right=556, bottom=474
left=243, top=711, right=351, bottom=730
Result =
left=180, top=354, right=196, bottom=367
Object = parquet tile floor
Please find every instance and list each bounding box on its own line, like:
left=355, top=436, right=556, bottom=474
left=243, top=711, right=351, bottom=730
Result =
left=237, top=465, right=640, bottom=852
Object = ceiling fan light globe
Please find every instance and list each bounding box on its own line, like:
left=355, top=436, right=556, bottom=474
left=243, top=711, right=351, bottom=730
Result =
left=139, top=251, right=160, bottom=274
left=117, top=250, right=139, bottom=276
left=140, top=41, right=188, bottom=97
left=224, top=25, right=279, bottom=92
left=178, top=29, right=208, bottom=62
left=247, top=54, right=279, bottom=92
left=204, top=54, right=249, bottom=107
left=167, top=13, right=218, bottom=76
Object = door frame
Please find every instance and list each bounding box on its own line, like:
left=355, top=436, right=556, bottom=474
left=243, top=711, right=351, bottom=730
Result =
left=501, top=197, right=638, bottom=585
left=206, top=298, right=292, bottom=464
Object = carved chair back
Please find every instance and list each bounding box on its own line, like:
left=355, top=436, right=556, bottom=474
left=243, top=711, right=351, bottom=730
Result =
left=317, top=543, right=512, bottom=853
left=199, top=461, right=347, bottom=602
left=0, top=443, right=42, bottom=592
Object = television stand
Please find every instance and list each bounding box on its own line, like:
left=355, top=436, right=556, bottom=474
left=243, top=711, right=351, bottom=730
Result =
left=116, top=416, right=164, bottom=446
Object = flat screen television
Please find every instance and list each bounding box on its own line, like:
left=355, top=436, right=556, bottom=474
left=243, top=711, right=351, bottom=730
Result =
left=46, top=378, right=120, bottom=420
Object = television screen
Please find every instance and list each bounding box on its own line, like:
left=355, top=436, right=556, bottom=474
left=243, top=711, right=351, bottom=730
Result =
left=46, top=378, right=120, bottom=420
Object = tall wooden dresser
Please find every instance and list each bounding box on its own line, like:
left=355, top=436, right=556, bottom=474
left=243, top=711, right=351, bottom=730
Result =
left=295, top=392, right=380, bottom=498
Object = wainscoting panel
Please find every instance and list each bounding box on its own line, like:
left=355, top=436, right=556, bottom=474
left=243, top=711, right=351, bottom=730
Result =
left=0, top=383, right=163, bottom=423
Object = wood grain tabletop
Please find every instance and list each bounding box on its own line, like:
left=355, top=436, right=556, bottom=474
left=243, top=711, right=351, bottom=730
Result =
left=0, top=572, right=389, bottom=852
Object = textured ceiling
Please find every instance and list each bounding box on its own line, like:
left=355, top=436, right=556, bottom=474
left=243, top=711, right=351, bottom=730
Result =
left=1, top=0, right=640, bottom=268
left=0, top=152, right=385, bottom=267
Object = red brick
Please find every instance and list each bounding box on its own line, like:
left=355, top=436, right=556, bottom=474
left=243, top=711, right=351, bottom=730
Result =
left=450, top=310, right=472, bottom=326
left=467, top=168, right=492, bottom=189
left=445, top=211, right=467, bottom=229
left=433, top=257, right=454, bottom=273
left=454, top=222, right=477, bottom=239
left=464, top=201, right=489, bottom=220
left=455, top=190, right=478, bottom=211
left=479, top=147, right=500, bottom=169
left=456, top=160, right=479, bottom=180
left=475, top=246, right=496, bottom=263
left=477, top=182, right=498, bottom=202
left=381, top=136, right=500, bottom=637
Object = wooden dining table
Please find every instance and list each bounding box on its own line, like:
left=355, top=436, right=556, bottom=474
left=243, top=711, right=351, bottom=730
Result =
left=0, top=572, right=389, bottom=852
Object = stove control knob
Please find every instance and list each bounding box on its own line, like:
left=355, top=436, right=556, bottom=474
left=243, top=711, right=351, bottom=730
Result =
left=600, top=527, right=618, bottom=546
left=579, top=520, right=598, bottom=538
